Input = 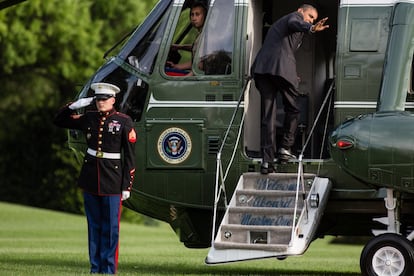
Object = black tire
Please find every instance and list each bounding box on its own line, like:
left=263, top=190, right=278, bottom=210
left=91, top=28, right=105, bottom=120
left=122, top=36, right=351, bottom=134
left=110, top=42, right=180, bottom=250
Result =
left=360, top=233, right=414, bottom=276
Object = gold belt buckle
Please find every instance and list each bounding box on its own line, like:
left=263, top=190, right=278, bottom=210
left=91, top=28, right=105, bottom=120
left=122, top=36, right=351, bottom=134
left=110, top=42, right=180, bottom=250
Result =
left=96, top=151, right=103, bottom=158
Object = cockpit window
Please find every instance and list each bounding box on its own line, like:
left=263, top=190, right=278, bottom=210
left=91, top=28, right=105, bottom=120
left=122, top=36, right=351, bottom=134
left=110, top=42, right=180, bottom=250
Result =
left=79, top=2, right=174, bottom=122
left=126, top=4, right=171, bottom=74
left=164, top=0, right=234, bottom=76
left=405, top=55, right=414, bottom=107
left=410, top=56, right=414, bottom=95
left=194, top=0, right=234, bottom=75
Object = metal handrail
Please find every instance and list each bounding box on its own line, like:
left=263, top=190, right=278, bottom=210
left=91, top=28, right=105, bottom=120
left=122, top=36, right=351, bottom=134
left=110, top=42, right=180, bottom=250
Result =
left=211, top=78, right=252, bottom=246
left=290, top=80, right=335, bottom=244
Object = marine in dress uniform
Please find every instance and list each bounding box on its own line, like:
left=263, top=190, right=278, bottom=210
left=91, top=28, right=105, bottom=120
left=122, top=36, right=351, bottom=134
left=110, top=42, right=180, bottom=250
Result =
left=251, top=4, right=328, bottom=174
left=54, top=82, right=136, bottom=274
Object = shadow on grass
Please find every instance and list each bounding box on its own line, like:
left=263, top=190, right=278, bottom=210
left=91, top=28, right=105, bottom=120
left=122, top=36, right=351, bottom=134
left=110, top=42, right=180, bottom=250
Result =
left=2, top=257, right=361, bottom=275
left=121, top=261, right=360, bottom=275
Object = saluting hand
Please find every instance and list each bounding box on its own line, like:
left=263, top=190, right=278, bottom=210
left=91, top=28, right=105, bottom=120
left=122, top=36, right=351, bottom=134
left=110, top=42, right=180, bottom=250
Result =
left=69, top=97, right=94, bottom=110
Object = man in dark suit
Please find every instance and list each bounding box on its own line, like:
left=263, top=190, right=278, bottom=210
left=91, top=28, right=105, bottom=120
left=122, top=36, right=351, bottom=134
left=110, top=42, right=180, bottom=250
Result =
left=251, top=4, right=329, bottom=174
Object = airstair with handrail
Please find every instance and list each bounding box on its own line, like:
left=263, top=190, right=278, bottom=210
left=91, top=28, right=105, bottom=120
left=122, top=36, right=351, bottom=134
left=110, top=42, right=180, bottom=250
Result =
left=205, top=78, right=335, bottom=264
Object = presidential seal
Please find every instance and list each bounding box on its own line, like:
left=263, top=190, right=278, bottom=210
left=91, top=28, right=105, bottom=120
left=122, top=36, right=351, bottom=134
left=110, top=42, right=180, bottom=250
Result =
left=157, top=127, right=192, bottom=164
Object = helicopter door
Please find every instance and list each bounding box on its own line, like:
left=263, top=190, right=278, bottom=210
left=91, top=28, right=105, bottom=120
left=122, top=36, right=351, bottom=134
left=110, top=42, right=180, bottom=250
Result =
left=244, top=0, right=337, bottom=159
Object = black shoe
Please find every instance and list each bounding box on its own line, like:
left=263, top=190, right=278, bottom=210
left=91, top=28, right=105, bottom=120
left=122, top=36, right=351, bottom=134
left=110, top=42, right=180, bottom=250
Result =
left=278, top=148, right=296, bottom=161
left=260, top=162, right=275, bottom=174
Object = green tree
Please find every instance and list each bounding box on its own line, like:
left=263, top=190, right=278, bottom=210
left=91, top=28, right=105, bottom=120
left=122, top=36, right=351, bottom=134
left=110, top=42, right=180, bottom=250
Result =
left=0, top=0, right=157, bottom=214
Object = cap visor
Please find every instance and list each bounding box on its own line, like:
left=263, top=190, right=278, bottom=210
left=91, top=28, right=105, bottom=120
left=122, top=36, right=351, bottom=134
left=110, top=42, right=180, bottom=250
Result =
left=94, top=94, right=113, bottom=100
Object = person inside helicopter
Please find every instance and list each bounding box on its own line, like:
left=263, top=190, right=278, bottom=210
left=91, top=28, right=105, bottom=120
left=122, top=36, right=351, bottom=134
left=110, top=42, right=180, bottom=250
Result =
left=165, top=1, right=208, bottom=76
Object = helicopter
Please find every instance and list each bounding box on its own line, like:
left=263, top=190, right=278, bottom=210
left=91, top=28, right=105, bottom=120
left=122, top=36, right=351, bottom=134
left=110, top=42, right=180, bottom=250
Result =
left=66, top=0, right=414, bottom=274
left=0, top=0, right=26, bottom=10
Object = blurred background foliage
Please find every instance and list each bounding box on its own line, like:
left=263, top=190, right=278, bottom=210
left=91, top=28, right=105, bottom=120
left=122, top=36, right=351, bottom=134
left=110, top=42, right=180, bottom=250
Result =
left=0, top=0, right=157, bottom=224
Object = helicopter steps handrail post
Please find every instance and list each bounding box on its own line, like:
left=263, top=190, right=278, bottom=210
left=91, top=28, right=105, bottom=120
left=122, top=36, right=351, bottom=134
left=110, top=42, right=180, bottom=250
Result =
left=290, top=154, right=307, bottom=246
left=211, top=151, right=224, bottom=247
left=211, top=77, right=251, bottom=245
left=290, top=81, right=335, bottom=245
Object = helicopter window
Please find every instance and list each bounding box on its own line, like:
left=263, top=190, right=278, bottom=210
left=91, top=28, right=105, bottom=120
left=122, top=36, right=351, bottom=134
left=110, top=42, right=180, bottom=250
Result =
left=410, top=56, right=414, bottom=96
left=127, top=4, right=171, bottom=74
left=194, top=0, right=234, bottom=75
left=404, top=54, right=414, bottom=109
left=349, top=19, right=380, bottom=52
left=165, top=1, right=210, bottom=76
left=169, top=8, right=196, bottom=65
left=81, top=67, right=149, bottom=122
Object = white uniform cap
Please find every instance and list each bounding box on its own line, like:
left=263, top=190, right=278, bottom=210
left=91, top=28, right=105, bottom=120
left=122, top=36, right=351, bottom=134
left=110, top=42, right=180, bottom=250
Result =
left=91, top=82, right=120, bottom=99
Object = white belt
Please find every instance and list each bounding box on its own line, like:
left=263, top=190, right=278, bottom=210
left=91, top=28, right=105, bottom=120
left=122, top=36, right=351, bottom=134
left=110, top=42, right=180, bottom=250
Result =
left=87, top=148, right=121, bottom=159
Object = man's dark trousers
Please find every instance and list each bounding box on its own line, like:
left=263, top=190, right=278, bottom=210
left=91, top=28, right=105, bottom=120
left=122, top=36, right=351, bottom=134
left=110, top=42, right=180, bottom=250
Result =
left=84, top=192, right=122, bottom=274
left=255, top=74, right=300, bottom=163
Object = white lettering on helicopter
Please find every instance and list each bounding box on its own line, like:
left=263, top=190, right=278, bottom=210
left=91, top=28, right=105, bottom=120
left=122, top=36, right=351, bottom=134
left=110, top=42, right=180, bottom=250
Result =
left=252, top=197, right=294, bottom=208
left=256, top=178, right=297, bottom=191
left=240, top=214, right=292, bottom=226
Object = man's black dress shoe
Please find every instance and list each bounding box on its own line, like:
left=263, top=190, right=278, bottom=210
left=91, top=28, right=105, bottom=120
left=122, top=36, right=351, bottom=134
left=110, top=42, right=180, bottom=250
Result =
left=278, top=148, right=296, bottom=161
left=260, top=162, right=275, bottom=174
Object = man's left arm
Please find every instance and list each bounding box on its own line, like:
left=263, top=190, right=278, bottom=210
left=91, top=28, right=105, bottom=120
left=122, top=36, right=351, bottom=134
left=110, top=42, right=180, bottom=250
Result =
left=121, top=116, right=137, bottom=200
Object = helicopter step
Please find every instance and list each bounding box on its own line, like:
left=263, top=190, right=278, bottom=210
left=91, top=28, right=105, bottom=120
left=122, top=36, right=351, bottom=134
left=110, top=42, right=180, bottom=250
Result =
left=206, top=172, right=332, bottom=264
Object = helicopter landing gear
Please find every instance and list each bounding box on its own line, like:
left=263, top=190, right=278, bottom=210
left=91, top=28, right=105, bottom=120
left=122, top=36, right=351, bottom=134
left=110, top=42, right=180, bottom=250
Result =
left=360, top=189, right=414, bottom=275
left=372, top=189, right=400, bottom=236
left=360, top=233, right=414, bottom=276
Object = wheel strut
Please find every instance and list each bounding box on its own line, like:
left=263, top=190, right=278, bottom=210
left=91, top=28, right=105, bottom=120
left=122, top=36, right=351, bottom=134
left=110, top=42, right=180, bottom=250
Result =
left=372, top=188, right=400, bottom=236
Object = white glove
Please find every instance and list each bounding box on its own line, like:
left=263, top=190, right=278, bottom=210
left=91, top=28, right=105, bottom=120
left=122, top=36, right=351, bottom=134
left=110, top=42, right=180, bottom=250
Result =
left=121, top=191, right=130, bottom=201
left=68, top=97, right=94, bottom=110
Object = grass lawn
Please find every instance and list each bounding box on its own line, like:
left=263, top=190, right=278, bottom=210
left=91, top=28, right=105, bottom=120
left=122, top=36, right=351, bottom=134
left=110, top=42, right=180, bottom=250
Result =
left=0, top=202, right=362, bottom=275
